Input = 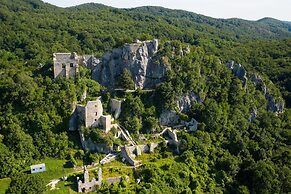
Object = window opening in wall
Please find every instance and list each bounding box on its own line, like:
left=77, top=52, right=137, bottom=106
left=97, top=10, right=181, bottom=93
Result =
left=70, top=63, right=74, bottom=67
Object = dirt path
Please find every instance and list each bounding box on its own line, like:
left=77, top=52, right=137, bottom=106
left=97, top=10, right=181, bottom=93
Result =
left=47, top=179, right=60, bottom=190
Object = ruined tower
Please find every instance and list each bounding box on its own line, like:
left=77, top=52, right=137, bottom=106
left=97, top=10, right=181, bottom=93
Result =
left=53, top=52, right=79, bottom=79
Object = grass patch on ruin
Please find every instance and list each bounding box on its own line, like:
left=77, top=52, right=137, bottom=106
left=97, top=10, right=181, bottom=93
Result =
left=0, top=178, right=11, bottom=194
left=102, top=159, right=127, bottom=168
left=135, top=152, right=160, bottom=162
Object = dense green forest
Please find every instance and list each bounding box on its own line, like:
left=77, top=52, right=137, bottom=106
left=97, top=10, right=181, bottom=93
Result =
left=0, top=0, right=290, bottom=193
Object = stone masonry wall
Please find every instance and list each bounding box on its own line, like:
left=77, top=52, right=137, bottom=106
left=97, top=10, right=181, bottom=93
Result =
left=53, top=53, right=79, bottom=79
left=85, top=100, right=103, bottom=128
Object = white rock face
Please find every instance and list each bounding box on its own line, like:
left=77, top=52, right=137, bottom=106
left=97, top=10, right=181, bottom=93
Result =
left=92, top=39, right=168, bottom=89
left=248, top=107, right=257, bottom=122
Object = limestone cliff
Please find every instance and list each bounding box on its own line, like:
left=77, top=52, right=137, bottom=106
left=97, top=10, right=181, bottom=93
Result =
left=92, top=39, right=169, bottom=89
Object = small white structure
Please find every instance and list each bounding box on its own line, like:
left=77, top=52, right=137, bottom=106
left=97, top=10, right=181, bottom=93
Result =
left=30, top=163, right=46, bottom=174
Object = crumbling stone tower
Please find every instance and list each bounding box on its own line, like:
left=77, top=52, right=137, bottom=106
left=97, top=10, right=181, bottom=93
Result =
left=53, top=52, right=79, bottom=79
left=77, top=167, right=102, bottom=193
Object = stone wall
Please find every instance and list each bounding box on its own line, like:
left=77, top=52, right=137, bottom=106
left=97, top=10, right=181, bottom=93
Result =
left=121, top=143, right=159, bottom=166
left=53, top=52, right=101, bottom=80
left=100, top=115, right=111, bottom=133
left=53, top=53, right=79, bottom=79
left=121, top=146, right=141, bottom=166
left=160, top=127, right=179, bottom=146
left=77, top=167, right=102, bottom=193
left=107, top=177, right=122, bottom=185
left=79, top=131, right=111, bottom=153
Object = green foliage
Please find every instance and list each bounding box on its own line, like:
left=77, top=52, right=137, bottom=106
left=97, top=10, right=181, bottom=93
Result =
left=82, top=127, right=115, bottom=147
left=6, top=173, right=46, bottom=194
left=124, top=116, right=143, bottom=133
left=118, top=69, right=135, bottom=90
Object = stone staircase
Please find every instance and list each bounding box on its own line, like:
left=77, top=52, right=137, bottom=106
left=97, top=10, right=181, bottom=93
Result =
left=100, top=153, right=118, bottom=165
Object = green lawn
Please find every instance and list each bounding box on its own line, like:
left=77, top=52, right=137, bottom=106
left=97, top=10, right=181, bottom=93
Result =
left=0, top=178, right=11, bottom=194
left=33, top=158, right=75, bottom=183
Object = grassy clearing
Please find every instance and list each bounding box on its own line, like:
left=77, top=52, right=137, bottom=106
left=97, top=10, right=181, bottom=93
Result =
left=45, top=175, right=79, bottom=194
left=0, top=178, right=11, bottom=194
left=32, top=158, right=75, bottom=183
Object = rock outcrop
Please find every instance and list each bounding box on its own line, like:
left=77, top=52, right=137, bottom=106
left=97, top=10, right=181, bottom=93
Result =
left=184, top=118, right=199, bottom=131
left=226, top=61, right=284, bottom=114
left=248, top=107, right=257, bottom=122
left=250, top=74, right=267, bottom=95
left=92, top=39, right=168, bottom=89
left=176, top=92, right=203, bottom=113
left=159, top=110, right=180, bottom=126
left=110, top=99, right=123, bottom=119
left=265, top=93, right=284, bottom=113
left=250, top=74, right=284, bottom=113
left=226, top=61, right=248, bottom=87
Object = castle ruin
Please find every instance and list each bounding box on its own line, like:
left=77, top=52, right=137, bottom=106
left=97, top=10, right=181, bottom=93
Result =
left=77, top=167, right=102, bottom=193
left=53, top=53, right=99, bottom=79
left=69, top=97, right=111, bottom=133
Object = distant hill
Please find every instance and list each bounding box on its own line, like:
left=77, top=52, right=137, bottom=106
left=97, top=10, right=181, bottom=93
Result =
left=127, top=6, right=291, bottom=39
left=1, top=0, right=290, bottom=40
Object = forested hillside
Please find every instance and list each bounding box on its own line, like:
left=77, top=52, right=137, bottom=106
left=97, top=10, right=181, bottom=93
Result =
left=0, top=0, right=290, bottom=193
